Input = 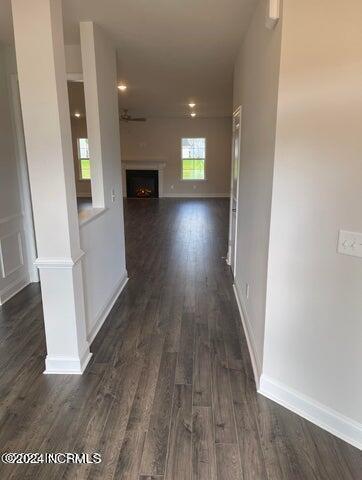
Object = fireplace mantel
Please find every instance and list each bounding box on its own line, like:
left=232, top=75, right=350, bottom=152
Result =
left=121, top=159, right=166, bottom=197
left=122, top=160, right=166, bottom=170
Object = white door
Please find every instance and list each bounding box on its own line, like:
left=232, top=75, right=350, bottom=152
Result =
left=227, top=107, right=241, bottom=275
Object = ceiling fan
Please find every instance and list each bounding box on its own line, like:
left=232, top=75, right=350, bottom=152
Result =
left=120, top=109, right=146, bottom=122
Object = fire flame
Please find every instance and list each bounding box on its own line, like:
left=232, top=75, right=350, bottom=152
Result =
left=136, top=187, right=152, bottom=197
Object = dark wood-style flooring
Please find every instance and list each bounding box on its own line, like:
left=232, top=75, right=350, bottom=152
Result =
left=0, top=198, right=361, bottom=479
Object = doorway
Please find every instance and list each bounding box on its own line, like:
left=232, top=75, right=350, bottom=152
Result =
left=227, top=106, right=241, bottom=275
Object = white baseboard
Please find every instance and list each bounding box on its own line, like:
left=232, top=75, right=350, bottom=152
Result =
left=87, top=271, right=129, bottom=345
left=233, top=278, right=262, bottom=388
left=259, top=374, right=362, bottom=450
left=163, top=193, right=230, bottom=198
left=44, top=349, right=93, bottom=375
left=233, top=279, right=362, bottom=451
left=0, top=275, right=30, bottom=305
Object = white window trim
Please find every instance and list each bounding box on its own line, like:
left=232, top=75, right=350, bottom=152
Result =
left=180, top=137, right=207, bottom=181
left=77, top=138, right=91, bottom=182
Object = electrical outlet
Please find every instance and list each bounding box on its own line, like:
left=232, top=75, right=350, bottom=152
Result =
left=170, top=185, right=174, bottom=190
left=193, top=185, right=197, bottom=190
left=111, top=188, right=116, bottom=202
left=245, top=283, right=250, bottom=299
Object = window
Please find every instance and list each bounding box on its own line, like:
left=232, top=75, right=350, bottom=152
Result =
left=77, top=138, right=91, bottom=180
left=181, top=138, right=206, bottom=180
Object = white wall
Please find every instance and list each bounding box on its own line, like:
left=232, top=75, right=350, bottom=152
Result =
left=233, top=0, right=361, bottom=448
left=232, top=0, right=282, bottom=375
left=0, top=47, right=34, bottom=304
left=120, top=116, right=231, bottom=197
left=263, top=0, right=362, bottom=433
left=65, top=44, right=83, bottom=75
left=80, top=208, right=127, bottom=341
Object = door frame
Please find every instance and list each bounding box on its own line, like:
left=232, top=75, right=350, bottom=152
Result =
left=9, top=74, right=39, bottom=283
left=227, top=106, right=242, bottom=275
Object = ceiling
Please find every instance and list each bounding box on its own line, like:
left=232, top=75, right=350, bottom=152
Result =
left=0, top=0, right=256, bottom=117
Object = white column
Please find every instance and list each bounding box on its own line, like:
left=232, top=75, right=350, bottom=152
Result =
left=80, top=21, right=124, bottom=207
left=79, top=22, right=106, bottom=208
left=11, top=0, right=91, bottom=374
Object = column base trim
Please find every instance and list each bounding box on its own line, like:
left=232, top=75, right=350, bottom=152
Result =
left=44, top=350, right=92, bottom=375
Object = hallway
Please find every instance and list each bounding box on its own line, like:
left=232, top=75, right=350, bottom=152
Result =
left=0, top=199, right=360, bottom=479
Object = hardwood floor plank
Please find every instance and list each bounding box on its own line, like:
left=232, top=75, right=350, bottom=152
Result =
left=208, top=293, right=227, bottom=368
left=193, top=323, right=212, bottom=407
left=165, top=384, right=192, bottom=480
left=192, top=407, right=217, bottom=480
left=112, top=335, right=165, bottom=480
left=137, top=294, right=161, bottom=348
left=0, top=372, right=77, bottom=450
left=140, top=351, right=177, bottom=476
left=163, top=292, right=183, bottom=354
left=113, top=428, right=147, bottom=480
left=272, top=406, right=334, bottom=480
left=215, top=443, right=242, bottom=480
left=139, top=476, right=164, bottom=480
left=195, top=281, right=208, bottom=325
left=57, top=357, right=142, bottom=480
left=218, top=296, right=243, bottom=371
left=209, top=308, right=237, bottom=447
left=6, top=365, right=105, bottom=480
left=175, top=311, right=195, bottom=385
left=335, top=438, right=362, bottom=480
left=127, top=334, right=165, bottom=431
left=229, top=368, right=268, bottom=480
left=304, top=420, right=358, bottom=480
left=255, top=395, right=303, bottom=480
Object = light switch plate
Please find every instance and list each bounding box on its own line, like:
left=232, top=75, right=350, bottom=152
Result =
left=337, top=230, right=362, bottom=258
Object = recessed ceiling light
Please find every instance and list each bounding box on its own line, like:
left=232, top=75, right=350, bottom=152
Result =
left=118, top=84, right=127, bottom=91
left=189, top=103, right=196, bottom=108
left=74, top=112, right=81, bottom=118
left=191, top=112, right=196, bottom=117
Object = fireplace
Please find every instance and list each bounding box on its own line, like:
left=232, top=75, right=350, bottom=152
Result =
left=126, top=170, right=159, bottom=198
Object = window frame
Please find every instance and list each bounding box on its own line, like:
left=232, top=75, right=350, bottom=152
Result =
left=180, top=137, right=207, bottom=181
left=77, top=138, right=91, bottom=181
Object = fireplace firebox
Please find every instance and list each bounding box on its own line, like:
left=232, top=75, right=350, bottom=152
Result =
left=126, top=170, right=159, bottom=198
